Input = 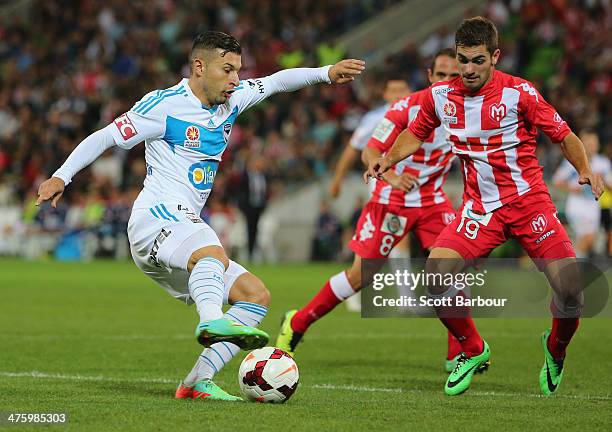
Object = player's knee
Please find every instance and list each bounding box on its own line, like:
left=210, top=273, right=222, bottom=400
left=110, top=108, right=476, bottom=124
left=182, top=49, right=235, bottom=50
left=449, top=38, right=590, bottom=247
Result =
left=229, top=272, right=271, bottom=307
left=188, top=246, right=229, bottom=272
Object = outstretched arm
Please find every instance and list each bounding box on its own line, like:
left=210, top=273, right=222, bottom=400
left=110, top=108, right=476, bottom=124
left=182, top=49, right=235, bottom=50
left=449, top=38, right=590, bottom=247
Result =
left=235, top=59, right=365, bottom=114
left=264, top=59, right=365, bottom=93
left=36, top=125, right=117, bottom=207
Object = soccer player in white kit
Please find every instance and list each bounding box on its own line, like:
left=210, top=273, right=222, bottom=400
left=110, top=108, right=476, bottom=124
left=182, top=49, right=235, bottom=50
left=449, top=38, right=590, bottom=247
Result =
left=36, top=31, right=365, bottom=401
left=553, top=129, right=612, bottom=257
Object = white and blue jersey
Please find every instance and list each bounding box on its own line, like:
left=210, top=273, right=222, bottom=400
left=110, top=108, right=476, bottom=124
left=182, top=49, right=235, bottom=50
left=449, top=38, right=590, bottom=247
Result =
left=108, top=77, right=286, bottom=214
left=349, top=103, right=390, bottom=151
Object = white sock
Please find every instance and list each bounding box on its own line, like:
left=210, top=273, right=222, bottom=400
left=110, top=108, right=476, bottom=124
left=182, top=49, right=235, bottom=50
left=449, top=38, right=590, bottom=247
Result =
left=330, top=271, right=355, bottom=300
left=183, top=301, right=268, bottom=385
left=189, top=257, right=226, bottom=322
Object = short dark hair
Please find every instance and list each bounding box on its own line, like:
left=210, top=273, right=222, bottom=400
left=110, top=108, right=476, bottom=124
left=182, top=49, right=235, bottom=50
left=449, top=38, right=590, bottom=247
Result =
left=429, top=48, right=456, bottom=72
left=383, top=73, right=409, bottom=84
left=455, top=16, right=498, bottom=55
left=191, top=31, right=241, bottom=57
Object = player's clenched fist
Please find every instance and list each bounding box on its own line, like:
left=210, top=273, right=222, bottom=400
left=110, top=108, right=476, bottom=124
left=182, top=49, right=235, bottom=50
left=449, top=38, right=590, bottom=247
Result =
left=328, top=59, right=366, bottom=84
left=363, top=156, right=393, bottom=183
left=36, top=177, right=65, bottom=208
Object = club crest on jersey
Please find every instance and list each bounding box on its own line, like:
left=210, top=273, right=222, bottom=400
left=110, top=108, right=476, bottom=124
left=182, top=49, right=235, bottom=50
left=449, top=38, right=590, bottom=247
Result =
left=184, top=125, right=201, bottom=148
left=223, top=123, right=232, bottom=144
left=489, top=103, right=507, bottom=122
left=531, top=214, right=547, bottom=234
left=188, top=160, right=218, bottom=191
left=442, top=101, right=457, bottom=124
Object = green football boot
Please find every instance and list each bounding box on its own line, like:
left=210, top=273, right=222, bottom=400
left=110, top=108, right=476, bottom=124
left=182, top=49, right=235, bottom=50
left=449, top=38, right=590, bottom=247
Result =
left=539, top=329, right=565, bottom=396
left=444, top=340, right=490, bottom=396
left=445, top=354, right=490, bottom=374
left=195, top=318, right=269, bottom=350
left=275, top=310, right=303, bottom=356
left=192, top=379, right=243, bottom=401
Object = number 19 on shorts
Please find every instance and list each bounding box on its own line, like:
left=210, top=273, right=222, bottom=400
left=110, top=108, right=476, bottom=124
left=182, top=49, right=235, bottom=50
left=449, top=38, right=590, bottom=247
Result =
left=456, top=217, right=480, bottom=240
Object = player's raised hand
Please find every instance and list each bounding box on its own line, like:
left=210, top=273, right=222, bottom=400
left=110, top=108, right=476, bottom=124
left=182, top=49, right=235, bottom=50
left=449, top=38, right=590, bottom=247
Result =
left=36, top=177, right=65, bottom=208
left=363, top=156, right=392, bottom=183
left=385, top=172, right=419, bottom=192
left=328, top=59, right=366, bottom=84
left=578, top=171, right=604, bottom=200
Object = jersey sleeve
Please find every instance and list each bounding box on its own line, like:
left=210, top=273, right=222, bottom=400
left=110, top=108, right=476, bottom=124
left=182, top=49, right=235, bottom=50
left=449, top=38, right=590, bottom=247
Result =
left=518, top=81, right=571, bottom=143
left=108, top=91, right=167, bottom=149
left=367, top=99, right=410, bottom=153
left=232, top=66, right=331, bottom=115
left=408, top=88, right=440, bottom=141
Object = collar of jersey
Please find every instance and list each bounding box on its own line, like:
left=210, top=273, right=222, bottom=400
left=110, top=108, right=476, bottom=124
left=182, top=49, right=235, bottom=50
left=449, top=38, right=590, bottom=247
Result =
left=181, top=78, right=219, bottom=114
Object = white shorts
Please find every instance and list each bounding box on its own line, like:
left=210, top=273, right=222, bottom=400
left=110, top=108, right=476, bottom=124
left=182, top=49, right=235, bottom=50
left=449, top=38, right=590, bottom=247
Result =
left=565, top=201, right=601, bottom=237
left=128, top=205, right=247, bottom=305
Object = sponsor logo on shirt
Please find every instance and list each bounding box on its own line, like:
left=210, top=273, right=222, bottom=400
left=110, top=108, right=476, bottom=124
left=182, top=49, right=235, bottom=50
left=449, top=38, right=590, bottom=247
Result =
left=489, top=103, right=507, bottom=122
left=514, top=82, right=539, bottom=102
left=372, top=118, right=395, bottom=143
left=188, top=160, right=218, bottom=191
left=114, top=113, right=138, bottom=140
left=531, top=214, right=547, bottom=234
left=184, top=125, right=201, bottom=148
left=442, top=101, right=457, bottom=124
left=434, top=86, right=454, bottom=95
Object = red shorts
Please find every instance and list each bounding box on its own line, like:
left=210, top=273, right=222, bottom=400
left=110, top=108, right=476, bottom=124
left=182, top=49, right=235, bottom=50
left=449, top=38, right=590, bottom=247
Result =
left=349, top=200, right=456, bottom=259
left=433, top=190, right=575, bottom=261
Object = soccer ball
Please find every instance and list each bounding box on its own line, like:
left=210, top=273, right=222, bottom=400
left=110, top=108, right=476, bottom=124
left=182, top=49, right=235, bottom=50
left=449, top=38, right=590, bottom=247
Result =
left=238, top=347, right=299, bottom=403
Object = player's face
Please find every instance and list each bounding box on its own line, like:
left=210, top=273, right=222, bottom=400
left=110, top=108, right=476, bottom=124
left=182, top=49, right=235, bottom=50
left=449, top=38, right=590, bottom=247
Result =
left=427, top=55, right=459, bottom=84
left=456, top=45, right=500, bottom=92
left=200, top=50, right=242, bottom=106
left=382, top=80, right=411, bottom=103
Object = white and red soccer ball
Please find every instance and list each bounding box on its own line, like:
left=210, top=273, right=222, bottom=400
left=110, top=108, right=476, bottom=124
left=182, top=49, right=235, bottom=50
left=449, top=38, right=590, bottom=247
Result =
left=238, top=347, right=299, bottom=403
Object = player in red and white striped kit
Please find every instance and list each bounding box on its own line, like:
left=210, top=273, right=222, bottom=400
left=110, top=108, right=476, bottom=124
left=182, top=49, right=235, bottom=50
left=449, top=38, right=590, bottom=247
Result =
left=367, top=17, right=604, bottom=396
left=277, top=50, right=463, bottom=366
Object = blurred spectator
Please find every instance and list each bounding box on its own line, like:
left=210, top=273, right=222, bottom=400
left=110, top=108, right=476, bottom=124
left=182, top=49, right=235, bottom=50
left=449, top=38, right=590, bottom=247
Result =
left=311, top=200, right=342, bottom=261
left=236, top=155, right=269, bottom=261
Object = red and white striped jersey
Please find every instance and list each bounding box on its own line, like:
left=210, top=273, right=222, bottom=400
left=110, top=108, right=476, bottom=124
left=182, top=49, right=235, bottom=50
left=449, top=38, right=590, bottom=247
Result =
left=409, top=70, right=571, bottom=213
left=367, top=88, right=455, bottom=208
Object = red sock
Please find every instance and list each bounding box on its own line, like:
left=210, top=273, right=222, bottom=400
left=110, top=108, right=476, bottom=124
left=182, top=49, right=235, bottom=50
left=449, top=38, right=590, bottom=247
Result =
left=547, top=318, right=579, bottom=360
left=439, top=317, right=483, bottom=357
left=291, top=281, right=342, bottom=333
left=447, top=331, right=463, bottom=360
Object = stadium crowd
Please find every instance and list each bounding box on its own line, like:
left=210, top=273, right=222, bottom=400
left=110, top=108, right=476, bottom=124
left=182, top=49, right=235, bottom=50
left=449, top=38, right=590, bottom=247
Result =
left=0, top=0, right=610, bottom=259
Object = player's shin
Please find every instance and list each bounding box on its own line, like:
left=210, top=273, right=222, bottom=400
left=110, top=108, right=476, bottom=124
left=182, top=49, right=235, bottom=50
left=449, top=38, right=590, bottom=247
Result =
left=184, top=301, right=268, bottom=386
left=189, top=257, right=226, bottom=322
left=291, top=271, right=356, bottom=333
left=545, top=258, right=584, bottom=359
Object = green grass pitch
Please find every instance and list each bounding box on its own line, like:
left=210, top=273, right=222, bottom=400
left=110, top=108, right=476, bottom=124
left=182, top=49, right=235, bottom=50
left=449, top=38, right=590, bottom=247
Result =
left=1, top=259, right=611, bottom=431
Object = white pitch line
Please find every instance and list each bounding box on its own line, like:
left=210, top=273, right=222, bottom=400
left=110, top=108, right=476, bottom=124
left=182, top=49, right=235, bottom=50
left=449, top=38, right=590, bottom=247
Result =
left=1, top=371, right=611, bottom=401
